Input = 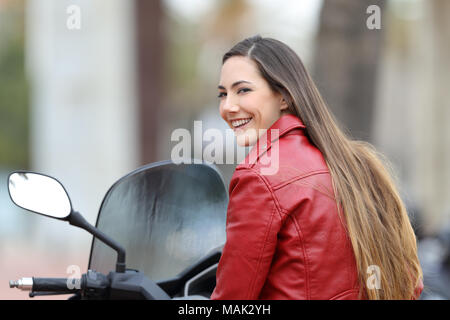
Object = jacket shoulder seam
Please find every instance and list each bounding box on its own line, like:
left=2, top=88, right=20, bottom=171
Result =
left=272, top=169, right=329, bottom=190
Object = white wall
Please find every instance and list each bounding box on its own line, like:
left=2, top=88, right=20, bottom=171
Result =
left=24, top=0, right=138, bottom=269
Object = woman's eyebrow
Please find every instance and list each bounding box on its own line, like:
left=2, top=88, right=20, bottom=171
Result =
left=218, top=80, right=252, bottom=90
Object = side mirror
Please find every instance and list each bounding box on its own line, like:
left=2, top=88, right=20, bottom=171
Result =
left=8, top=172, right=72, bottom=220
left=7, top=171, right=126, bottom=273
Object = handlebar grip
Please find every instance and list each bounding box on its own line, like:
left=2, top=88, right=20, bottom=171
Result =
left=32, top=278, right=80, bottom=293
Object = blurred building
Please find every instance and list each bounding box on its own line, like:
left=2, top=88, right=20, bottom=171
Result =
left=26, top=0, right=139, bottom=226
left=373, top=0, right=450, bottom=234
left=1, top=0, right=449, bottom=299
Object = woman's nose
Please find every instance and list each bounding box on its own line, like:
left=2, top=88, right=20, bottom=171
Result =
left=222, top=96, right=239, bottom=113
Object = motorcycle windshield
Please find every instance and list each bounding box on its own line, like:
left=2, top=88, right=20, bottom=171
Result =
left=88, top=161, right=228, bottom=282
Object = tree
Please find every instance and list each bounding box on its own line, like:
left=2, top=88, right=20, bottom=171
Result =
left=135, top=0, right=166, bottom=164
left=313, top=0, right=386, bottom=142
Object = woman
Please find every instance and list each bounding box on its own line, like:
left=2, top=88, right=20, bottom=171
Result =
left=211, top=35, right=423, bottom=300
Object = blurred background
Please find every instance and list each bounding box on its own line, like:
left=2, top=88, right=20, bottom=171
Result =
left=1, top=0, right=449, bottom=299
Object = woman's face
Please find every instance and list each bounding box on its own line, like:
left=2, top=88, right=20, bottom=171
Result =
left=218, top=56, right=288, bottom=146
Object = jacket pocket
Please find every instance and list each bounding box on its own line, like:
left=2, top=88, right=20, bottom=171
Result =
left=329, top=288, right=360, bottom=300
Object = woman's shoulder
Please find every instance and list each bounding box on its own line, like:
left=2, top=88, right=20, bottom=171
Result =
left=232, top=160, right=334, bottom=211
left=236, top=131, right=330, bottom=189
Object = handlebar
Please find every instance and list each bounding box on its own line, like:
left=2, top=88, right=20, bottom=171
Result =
left=10, top=277, right=80, bottom=294
left=9, top=270, right=170, bottom=299
left=34, top=277, right=80, bottom=293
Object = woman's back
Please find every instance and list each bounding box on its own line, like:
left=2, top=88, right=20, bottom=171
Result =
left=212, top=114, right=361, bottom=299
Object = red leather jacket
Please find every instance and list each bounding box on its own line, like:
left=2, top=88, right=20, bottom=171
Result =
left=211, top=114, right=423, bottom=300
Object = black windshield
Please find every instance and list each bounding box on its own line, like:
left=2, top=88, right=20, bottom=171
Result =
left=88, top=161, right=228, bottom=281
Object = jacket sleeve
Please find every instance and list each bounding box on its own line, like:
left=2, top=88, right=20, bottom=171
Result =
left=211, top=168, right=282, bottom=300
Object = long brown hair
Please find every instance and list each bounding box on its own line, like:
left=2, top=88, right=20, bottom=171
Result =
left=223, top=35, right=423, bottom=300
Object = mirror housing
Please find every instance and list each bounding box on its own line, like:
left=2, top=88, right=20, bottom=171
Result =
left=8, top=172, right=72, bottom=220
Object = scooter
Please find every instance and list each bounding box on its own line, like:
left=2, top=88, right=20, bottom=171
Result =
left=7, top=160, right=228, bottom=299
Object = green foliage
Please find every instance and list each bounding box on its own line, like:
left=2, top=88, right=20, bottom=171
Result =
left=0, top=23, right=29, bottom=169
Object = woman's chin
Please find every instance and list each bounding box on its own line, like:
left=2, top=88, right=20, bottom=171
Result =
left=236, top=139, right=253, bottom=147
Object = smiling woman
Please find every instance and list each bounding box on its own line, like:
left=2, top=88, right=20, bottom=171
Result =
left=217, top=57, right=290, bottom=147
left=211, top=35, right=423, bottom=300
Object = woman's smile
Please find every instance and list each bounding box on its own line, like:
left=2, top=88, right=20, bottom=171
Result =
left=231, top=117, right=253, bottom=132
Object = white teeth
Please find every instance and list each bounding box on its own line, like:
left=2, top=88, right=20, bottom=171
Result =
left=231, top=118, right=251, bottom=128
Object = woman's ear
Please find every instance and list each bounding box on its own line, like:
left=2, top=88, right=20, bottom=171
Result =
left=276, top=89, right=290, bottom=112
left=280, top=97, right=289, bottom=111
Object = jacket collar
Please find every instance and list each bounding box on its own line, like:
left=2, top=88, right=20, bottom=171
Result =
left=270, top=113, right=306, bottom=135
left=241, top=114, right=306, bottom=166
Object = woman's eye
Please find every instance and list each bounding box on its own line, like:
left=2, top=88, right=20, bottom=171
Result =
left=217, top=88, right=250, bottom=99
left=237, top=88, right=250, bottom=94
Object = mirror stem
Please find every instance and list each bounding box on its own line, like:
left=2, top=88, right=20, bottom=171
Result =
left=69, top=210, right=126, bottom=273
